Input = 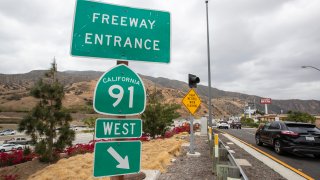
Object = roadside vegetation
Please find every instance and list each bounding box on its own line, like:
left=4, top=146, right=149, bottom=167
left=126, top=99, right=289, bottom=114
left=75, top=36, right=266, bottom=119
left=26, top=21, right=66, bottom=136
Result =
left=18, top=60, right=75, bottom=162
left=82, top=117, right=96, bottom=140
left=142, top=89, right=181, bottom=138
left=286, top=110, right=316, bottom=123
left=240, top=117, right=259, bottom=128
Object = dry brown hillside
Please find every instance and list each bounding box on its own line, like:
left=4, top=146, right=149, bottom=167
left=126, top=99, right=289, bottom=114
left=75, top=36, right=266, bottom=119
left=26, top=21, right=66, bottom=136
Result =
left=1, top=70, right=320, bottom=115
left=0, top=77, right=245, bottom=118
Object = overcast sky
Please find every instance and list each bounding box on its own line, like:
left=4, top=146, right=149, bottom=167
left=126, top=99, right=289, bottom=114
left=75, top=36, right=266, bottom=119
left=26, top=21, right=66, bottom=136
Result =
left=1, top=0, right=320, bottom=100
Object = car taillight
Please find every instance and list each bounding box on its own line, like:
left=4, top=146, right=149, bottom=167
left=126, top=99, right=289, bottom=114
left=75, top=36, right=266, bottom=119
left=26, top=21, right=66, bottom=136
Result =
left=281, top=130, right=299, bottom=137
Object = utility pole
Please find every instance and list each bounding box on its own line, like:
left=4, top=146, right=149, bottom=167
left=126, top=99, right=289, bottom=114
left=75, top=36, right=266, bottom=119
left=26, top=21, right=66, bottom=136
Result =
left=205, top=0, right=213, bottom=128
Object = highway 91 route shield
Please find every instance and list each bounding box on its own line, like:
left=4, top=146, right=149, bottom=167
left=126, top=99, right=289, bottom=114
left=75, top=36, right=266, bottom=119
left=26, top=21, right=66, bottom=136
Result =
left=93, top=64, right=146, bottom=116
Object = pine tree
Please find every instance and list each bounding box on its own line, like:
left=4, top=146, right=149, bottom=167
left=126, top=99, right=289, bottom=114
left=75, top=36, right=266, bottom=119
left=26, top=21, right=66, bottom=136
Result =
left=18, top=59, right=75, bottom=162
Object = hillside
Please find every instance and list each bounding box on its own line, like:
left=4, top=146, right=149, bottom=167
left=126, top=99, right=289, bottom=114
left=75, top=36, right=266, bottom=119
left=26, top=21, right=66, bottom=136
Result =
left=0, top=70, right=320, bottom=118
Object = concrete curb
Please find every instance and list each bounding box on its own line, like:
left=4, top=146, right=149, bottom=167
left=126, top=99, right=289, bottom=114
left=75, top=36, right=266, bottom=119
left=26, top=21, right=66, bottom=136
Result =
left=187, top=151, right=201, bottom=157
left=142, top=170, right=161, bottom=180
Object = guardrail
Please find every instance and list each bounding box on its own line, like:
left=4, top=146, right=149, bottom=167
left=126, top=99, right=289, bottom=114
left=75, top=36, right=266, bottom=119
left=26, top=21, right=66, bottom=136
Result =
left=212, top=134, right=248, bottom=180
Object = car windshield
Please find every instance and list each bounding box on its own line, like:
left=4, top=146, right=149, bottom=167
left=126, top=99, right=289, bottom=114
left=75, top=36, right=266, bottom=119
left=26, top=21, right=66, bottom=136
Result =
left=286, top=123, right=320, bottom=134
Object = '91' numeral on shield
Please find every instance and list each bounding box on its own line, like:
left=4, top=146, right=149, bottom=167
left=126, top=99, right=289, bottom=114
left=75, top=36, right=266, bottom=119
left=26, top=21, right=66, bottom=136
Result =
left=109, top=85, right=134, bottom=108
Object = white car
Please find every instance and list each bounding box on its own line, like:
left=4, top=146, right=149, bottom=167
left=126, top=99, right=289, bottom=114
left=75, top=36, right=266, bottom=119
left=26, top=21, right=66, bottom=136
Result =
left=217, top=122, right=230, bottom=129
left=0, top=130, right=16, bottom=136
left=0, top=144, right=23, bottom=152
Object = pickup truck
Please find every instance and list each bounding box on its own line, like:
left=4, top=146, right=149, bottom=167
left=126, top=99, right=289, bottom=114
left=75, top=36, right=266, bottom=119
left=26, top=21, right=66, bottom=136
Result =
left=5, top=137, right=31, bottom=145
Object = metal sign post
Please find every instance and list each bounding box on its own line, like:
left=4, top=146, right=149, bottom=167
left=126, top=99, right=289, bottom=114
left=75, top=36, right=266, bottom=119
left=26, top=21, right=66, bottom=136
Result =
left=182, top=89, right=201, bottom=155
left=189, top=115, right=195, bottom=154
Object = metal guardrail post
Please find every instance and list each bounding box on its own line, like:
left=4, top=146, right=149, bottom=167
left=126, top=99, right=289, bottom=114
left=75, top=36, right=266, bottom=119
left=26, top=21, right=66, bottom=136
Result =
left=212, top=134, right=219, bottom=174
left=208, top=127, right=213, bottom=156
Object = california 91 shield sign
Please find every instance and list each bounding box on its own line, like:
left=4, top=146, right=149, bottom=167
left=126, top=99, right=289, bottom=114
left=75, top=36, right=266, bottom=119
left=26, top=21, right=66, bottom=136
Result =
left=93, top=64, right=146, bottom=116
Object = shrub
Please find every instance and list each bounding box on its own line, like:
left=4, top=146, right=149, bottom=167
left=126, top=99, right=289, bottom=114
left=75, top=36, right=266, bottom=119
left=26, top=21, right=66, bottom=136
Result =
left=1, top=174, right=19, bottom=180
left=39, top=152, right=59, bottom=163
left=65, top=143, right=94, bottom=156
left=23, top=146, right=31, bottom=156
left=0, top=150, right=37, bottom=167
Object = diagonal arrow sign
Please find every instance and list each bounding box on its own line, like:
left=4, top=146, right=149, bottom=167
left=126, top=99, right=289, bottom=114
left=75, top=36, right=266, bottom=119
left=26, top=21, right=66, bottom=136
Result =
left=107, top=147, right=130, bottom=169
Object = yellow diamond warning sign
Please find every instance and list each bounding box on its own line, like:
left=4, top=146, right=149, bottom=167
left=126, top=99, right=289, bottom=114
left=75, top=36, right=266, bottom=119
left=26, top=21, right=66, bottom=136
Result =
left=182, top=89, right=201, bottom=115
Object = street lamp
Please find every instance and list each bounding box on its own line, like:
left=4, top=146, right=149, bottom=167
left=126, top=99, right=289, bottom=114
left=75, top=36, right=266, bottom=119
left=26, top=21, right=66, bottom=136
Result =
left=301, top=65, right=320, bottom=72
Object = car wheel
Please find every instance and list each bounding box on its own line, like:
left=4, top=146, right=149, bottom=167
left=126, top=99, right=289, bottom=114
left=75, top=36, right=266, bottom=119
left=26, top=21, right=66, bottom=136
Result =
left=255, top=135, right=263, bottom=146
left=17, top=147, right=22, bottom=150
left=274, top=140, right=284, bottom=155
left=0, top=149, right=5, bottom=152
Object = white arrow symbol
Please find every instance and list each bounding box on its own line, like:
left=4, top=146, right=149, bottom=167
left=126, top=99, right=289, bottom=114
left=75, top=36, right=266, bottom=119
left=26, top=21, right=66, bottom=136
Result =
left=107, top=147, right=130, bottom=169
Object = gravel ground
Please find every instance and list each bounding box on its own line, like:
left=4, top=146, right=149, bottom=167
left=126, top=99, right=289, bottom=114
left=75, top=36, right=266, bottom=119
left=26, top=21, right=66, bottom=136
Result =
left=218, top=132, right=286, bottom=180
left=158, top=132, right=287, bottom=180
left=158, top=135, right=215, bottom=180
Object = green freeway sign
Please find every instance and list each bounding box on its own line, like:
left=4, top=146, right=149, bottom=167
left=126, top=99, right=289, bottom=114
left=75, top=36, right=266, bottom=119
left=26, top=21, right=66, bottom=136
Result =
left=93, top=64, right=146, bottom=116
left=93, top=141, right=141, bottom=177
left=71, top=0, right=170, bottom=63
left=95, top=118, right=142, bottom=139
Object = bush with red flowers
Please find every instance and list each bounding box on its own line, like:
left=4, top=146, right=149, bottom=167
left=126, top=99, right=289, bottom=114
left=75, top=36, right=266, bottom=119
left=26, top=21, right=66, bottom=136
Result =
left=64, top=143, right=94, bottom=156
left=1, top=174, right=19, bottom=180
left=162, top=125, right=191, bottom=139
left=0, top=150, right=37, bottom=168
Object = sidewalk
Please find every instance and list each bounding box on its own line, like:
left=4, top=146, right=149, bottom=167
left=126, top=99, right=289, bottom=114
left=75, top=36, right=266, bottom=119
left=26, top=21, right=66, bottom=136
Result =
left=158, top=135, right=215, bottom=180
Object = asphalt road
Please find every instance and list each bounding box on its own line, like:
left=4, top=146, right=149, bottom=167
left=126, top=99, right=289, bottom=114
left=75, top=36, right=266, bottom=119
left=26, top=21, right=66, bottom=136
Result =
left=216, top=128, right=320, bottom=180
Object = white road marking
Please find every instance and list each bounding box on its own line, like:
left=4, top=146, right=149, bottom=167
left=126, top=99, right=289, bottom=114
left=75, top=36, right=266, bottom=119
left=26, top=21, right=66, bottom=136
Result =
left=247, top=132, right=255, bottom=136
left=235, top=159, right=252, bottom=166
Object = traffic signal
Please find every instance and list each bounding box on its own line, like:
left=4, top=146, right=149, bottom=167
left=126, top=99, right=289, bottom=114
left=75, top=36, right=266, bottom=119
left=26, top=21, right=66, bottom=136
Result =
left=188, top=74, right=200, bottom=88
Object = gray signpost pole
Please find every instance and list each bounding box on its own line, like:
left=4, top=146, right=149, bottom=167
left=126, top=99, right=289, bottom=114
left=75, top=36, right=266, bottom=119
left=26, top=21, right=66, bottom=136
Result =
left=189, top=115, right=195, bottom=154
left=109, top=60, right=128, bottom=180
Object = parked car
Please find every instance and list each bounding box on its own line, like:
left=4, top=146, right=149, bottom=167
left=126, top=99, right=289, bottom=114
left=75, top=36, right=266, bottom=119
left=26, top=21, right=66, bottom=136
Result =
left=0, top=144, right=23, bottom=152
left=217, top=121, right=230, bottom=129
left=255, top=121, right=320, bottom=157
left=5, top=137, right=31, bottom=145
left=0, top=129, right=16, bottom=136
left=230, top=121, right=242, bottom=129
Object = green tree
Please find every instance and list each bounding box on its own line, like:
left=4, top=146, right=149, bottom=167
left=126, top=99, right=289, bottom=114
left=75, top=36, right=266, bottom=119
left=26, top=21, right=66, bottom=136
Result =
left=255, top=110, right=265, bottom=115
left=141, top=89, right=180, bottom=138
left=240, top=117, right=258, bottom=127
left=83, top=117, right=96, bottom=141
left=18, top=59, right=75, bottom=162
left=286, top=111, right=316, bottom=123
